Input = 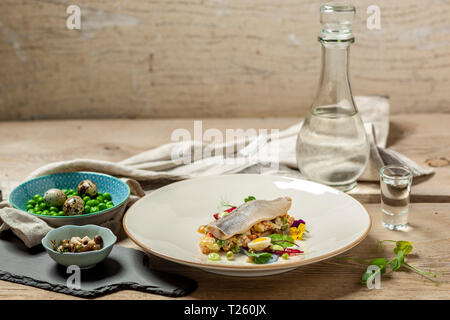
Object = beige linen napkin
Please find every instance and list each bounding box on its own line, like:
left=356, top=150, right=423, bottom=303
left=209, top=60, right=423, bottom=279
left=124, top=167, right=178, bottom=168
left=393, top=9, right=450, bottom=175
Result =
left=0, top=96, right=434, bottom=247
left=23, top=96, right=433, bottom=182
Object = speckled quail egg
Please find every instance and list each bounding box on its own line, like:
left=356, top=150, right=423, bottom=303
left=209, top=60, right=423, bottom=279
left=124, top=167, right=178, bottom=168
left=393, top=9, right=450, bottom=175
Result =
left=43, top=188, right=67, bottom=207
left=62, top=196, right=85, bottom=216
left=77, top=180, right=98, bottom=197
left=248, top=237, right=272, bottom=251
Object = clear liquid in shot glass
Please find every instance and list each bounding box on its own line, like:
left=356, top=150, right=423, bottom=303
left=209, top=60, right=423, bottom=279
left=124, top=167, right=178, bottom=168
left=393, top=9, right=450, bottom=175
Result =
left=380, top=166, right=412, bottom=231
left=381, top=179, right=409, bottom=229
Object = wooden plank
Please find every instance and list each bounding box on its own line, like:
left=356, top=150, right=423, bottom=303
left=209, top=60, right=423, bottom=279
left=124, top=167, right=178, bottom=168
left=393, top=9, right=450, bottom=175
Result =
left=0, top=114, right=449, bottom=202
left=0, top=203, right=448, bottom=300
left=0, top=1, right=450, bottom=120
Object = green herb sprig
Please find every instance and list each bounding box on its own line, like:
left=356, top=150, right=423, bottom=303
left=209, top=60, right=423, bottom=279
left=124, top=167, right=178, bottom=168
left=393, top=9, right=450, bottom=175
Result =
left=267, top=234, right=295, bottom=248
left=244, top=195, right=256, bottom=202
left=338, top=240, right=437, bottom=285
left=243, top=249, right=273, bottom=264
left=219, top=195, right=256, bottom=209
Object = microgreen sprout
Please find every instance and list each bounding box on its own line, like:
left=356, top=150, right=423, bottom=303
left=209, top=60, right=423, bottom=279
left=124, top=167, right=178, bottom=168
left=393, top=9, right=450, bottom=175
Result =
left=337, top=240, right=438, bottom=285
left=244, top=196, right=256, bottom=202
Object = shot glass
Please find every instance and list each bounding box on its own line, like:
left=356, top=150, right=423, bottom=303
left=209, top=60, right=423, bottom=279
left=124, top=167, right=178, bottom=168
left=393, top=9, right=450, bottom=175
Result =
left=379, top=165, right=413, bottom=231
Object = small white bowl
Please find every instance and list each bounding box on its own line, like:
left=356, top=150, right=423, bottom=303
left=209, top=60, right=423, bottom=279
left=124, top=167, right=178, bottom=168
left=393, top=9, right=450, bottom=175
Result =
left=42, top=225, right=117, bottom=269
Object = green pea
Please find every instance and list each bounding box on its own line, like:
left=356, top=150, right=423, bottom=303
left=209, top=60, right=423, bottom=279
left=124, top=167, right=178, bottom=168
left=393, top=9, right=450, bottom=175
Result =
left=39, top=202, right=48, bottom=210
left=43, top=210, right=50, bottom=215
left=103, top=199, right=109, bottom=203
left=98, top=203, right=107, bottom=211
left=27, top=199, right=36, bottom=206
left=26, top=204, right=34, bottom=210
left=281, top=253, right=289, bottom=260
left=96, top=196, right=104, bottom=203
left=207, top=253, right=221, bottom=261
left=87, top=200, right=99, bottom=207
left=27, top=209, right=35, bottom=213
left=90, top=206, right=99, bottom=213
left=62, top=189, right=68, bottom=194
left=84, top=205, right=91, bottom=214
left=36, top=210, right=43, bottom=215
left=103, top=193, right=112, bottom=201
left=33, top=194, right=41, bottom=201
left=226, top=251, right=234, bottom=260
left=83, top=196, right=91, bottom=203
left=49, top=206, right=59, bottom=212
left=106, top=204, right=114, bottom=209
left=106, top=201, right=114, bottom=207
left=97, top=192, right=103, bottom=197
left=68, top=189, right=76, bottom=194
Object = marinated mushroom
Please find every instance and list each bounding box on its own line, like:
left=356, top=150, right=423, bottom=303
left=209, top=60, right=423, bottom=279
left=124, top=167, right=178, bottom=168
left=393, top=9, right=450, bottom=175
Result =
left=51, top=235, right=104, bottom=252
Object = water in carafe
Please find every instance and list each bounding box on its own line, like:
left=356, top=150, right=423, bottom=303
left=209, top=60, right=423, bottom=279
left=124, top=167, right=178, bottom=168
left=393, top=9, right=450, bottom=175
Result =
left=296, top=3, right=369, bottom=191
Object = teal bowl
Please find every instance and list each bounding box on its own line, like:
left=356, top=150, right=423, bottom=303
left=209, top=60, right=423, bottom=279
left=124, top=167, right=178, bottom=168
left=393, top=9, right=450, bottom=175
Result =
left=42, top=224, right=117, bottom=269
left=10, top=172, right=130, bottom=227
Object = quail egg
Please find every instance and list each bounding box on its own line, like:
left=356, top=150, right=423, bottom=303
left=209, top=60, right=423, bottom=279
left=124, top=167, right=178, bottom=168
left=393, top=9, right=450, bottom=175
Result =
left=77, top=180, right=98, bottom=197
left=43, top=188, right=67, bottom=207
left=248, top=237, right=272, bottom=251
left=62, top=196, right=85, bottom=216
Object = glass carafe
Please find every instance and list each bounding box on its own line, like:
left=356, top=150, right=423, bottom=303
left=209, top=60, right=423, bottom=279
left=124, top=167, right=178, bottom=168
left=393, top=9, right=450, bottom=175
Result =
left=296, top=2, right=369, bottom=192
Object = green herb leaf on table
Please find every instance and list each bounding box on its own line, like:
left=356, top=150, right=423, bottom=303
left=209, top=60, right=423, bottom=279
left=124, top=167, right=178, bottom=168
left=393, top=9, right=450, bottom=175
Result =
left=369, top=258, right=388, bottom=274
left=394, top=241, right=413, bottom=256
left=338, top=240, right=437, bottom=285
left=361, top=271, right=373, bottom=284
left=361, top=268, right=382, bottom=285
left=390, top=250, right=405, bottom=271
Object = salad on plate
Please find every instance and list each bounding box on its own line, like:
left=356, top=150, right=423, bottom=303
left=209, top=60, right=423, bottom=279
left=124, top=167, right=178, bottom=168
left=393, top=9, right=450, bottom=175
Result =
left=198, top=196, right=307, bottom=264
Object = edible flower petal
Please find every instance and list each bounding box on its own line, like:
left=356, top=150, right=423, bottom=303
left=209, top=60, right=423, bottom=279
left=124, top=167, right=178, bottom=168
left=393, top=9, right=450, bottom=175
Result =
left=289, top=222, right=306, bottom=240
left=291, top=219, right=306, bottom=228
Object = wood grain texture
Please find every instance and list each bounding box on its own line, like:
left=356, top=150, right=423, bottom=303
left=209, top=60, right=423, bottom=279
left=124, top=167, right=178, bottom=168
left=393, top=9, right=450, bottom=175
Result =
left=0, top=1, right=449, bottom=120
left=0, top=114, right=449, bottom=202
left=0, top=203, right=448, bottom=300
left=0, top=115, right=448, bottom=299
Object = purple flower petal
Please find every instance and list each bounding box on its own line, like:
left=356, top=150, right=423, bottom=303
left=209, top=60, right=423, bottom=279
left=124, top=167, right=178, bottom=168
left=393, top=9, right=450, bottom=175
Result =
left=292, top=219, right=306, bottom=228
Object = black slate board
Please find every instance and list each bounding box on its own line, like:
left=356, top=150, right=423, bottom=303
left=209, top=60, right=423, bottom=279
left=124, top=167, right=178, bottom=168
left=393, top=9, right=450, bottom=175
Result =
left=0, top=230, right=197, bottom=298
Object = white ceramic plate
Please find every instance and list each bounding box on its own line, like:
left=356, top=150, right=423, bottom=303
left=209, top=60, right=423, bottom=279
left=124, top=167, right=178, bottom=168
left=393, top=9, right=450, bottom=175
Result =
left=124, top=174, right=371, bottom=277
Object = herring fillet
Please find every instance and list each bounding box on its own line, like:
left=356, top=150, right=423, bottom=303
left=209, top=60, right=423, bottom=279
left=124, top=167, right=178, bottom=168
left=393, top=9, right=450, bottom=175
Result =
left=206, top=197, right=292, bottom=240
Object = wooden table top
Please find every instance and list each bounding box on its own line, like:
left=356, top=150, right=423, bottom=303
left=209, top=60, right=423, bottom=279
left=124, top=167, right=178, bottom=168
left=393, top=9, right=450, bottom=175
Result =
left=0, top=114, right=449, bottom=299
